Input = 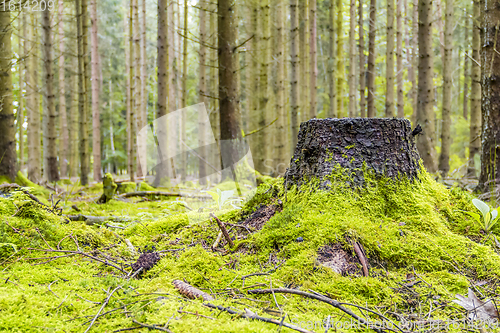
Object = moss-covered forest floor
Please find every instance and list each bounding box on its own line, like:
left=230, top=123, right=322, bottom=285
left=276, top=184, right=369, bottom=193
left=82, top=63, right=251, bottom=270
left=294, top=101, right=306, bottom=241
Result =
left=0, top=171, right=499, bottom=332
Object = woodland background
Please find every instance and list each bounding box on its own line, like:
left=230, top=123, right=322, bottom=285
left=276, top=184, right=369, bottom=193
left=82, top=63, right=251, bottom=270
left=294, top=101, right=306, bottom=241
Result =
left=0, top=0, right=498, bottom=191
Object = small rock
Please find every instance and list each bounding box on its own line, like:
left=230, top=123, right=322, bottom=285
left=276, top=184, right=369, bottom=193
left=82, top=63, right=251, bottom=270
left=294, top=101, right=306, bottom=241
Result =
left=296, top=237, right=304, bottom=242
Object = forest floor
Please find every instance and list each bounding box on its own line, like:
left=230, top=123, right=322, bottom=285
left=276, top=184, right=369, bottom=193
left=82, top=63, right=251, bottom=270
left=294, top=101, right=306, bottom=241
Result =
left=0, top=170, right=499, bottom=332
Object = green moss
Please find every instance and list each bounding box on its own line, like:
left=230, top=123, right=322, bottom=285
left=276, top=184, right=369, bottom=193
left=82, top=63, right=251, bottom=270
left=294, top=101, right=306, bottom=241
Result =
left=117, top=181, right=137, bottom=194
left=138, top=181, right=156, bottom=191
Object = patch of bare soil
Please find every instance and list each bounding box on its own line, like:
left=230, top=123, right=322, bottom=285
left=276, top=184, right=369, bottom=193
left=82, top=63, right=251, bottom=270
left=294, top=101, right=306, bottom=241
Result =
left=241, top=203, right=282, bottom=231
left=317, top=243, right=363, bottom=276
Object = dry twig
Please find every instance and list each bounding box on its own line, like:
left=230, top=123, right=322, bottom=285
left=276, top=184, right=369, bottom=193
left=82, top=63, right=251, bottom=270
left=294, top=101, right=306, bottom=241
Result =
left=84, top=285, right=122, bottom=333
left=210, top=213, right=234, bottom=248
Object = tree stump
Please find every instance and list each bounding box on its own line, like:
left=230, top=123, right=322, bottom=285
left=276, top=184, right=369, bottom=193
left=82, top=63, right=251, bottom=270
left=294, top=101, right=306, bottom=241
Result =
left=97, top=173, right=118, bottom=204
left=284, top=118, right=422, bottom=188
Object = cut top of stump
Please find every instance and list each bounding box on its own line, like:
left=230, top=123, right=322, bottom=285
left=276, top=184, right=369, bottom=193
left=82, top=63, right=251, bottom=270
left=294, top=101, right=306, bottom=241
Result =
left=284, top=118, right=422, bottom=188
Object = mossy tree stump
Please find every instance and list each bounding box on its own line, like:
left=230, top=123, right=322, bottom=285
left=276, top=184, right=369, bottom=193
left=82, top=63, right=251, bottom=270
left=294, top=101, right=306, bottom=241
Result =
left=284, top=118, right=422, bottom=188
left=98, top=173, right=118, bottom=203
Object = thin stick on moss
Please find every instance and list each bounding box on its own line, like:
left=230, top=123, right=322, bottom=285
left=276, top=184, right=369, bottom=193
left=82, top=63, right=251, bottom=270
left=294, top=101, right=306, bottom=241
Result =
left=203, top=303, right=314, bottom=333
left=131, top=319, right=174, bottom=332
left=210, top=213, right=234, bottom=248
left=353, top=241, right=369, bottom=277
left=48, top=280, right=59, bottom=298
left=84, top=285, right=122, bottom=333
left=177, top=309, right=215, bottom=320
left=247, top=288, right=401, bottom=333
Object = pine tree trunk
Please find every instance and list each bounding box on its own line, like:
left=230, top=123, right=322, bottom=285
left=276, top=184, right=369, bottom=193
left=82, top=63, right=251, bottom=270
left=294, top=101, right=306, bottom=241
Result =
left=180, top=0, right=188, bottom=181
left=299, top=0, right=308, bottom=122
left=42, top=6, right=59, bottom=182
left=396, top=0, right=404, bottom=118
left=209, top=1, right=219, bottom=182
left=69, top=38, right=79, bottom=179
left=309, top=0, right=317, bottom=119
left=169, top=0, right=178, bottom=179
left=327, top=0, right=336, bottom=118
left=438, top=0, right=453, bottom=176
left=128, top=0, right=136, bottom=181
left=90, top=0, right=101, bottom=181
left=410, top=0, right=418, bottom=123
left=478, top=0, right=500, bottom=190
left=435, top=0, right=445, bottom=60
left=336, top=0, right=344, bottom=116
left=18, top=12, right=25, bottom=172
left=358, top=0, right=366, bottom=117
left=348, top=0, right=356, bottom=117
left=463, top=11, right=469, bottom=120
left=155, top=0, right=169, bottom=186
left=133, top=0, right=141, bottom=180
left=416, top=0, right=438, bottom=173
left=58, top=0, right=68, bottom=177
left=290, top=0, right=299, bottom=149
left=386, top=0, right=395, bottom=117
left=0, top=2, right=17, bottom=181
left=82, top=0, right=90, bottom=184
left=467, top=0, right=481, bottom=177
left=274, top=0, right=287, bottom=175
left=367, top=0, right=376, bottom=118
left=198, top=0, right=207, bottom=184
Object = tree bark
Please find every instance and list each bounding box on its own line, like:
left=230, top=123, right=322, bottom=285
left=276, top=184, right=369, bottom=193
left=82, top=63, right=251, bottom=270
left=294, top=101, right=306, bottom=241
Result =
left=285, top=118, right=422, bottom=188
left=0, top=1, right=17, bottom=181
left=358, top=0, right=366, bottom=117
left=478, top=0, right=500, bottom=190
left=348, top=0, right=356, bottom=117
left=18, top=12, right=25, bottom=172
left=463, top=10, right=469, bottom=120
left=140, top=0, right=147, bottom=175
left=128, top=0, right=136, bottom=181
left=42, top=6, right=59, bottom=182
left=58, top=0, right=68, bottom=177
left=416, top=0, right=438, bottom=173
left=90, top=0, right=101, bottom=181
left=290, top=0, right=299, bottom=149
left=410, top=0, right=418, bottom=123
left=386, top=0, right=395, bottom=117
left=396, top=0, right=404, bottom=118
left=336, top=0, right=344, bottom=116
left=468, top=0, right=481, bottom=178
left=299, top=0, right=309, bottom=122
left=134, top=0, right=141, bottom=179
left=438, top=0, right=453, bottom=176
left=69, top=40, right=79, bottom=179
left=198, top=0, right=207, bottom=184
left=367, top=0, right=376, bottom=118
left=327, top=0, right=337, bottom=118
left=274, top=0, right=287, bottom=174
left=309, top=0, right=317, bottom=119
left=180, top=0, right=188, bottom=181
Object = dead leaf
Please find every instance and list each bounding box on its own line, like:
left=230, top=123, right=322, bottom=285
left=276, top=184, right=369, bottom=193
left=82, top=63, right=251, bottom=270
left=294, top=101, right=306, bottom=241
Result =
left=453, top=288, right=498, bottom=321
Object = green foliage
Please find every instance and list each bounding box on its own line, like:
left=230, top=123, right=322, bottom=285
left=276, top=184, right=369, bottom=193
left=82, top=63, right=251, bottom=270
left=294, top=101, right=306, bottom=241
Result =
left=205, top=188, right=243, bottom=210
left=463, top=198, right=500, bottom=234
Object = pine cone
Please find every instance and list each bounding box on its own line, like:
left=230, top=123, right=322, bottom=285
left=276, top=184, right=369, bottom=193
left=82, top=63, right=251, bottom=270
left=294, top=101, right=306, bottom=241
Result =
left=172, top=280, right=215, bottom=301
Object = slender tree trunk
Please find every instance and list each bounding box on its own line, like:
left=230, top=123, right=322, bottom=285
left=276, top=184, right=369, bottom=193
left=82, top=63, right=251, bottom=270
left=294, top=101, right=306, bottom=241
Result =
left=18, top=12, right=25, bottom=172
left=309, top=0, right=317, bottom=118
left=358, top=0, right=366, bottom=117
left=416, top=0, right=437, bottom=172
left=386, top=0, right=395, bottom=117
left=218, top=0, right=243, bottom=169
left=438, top=0, right=453, bottom=176
left=336, top=0, right=344, bottom=116
left=82, top=0, right=90, bottom=184
left=467, top=0, right=481, bottom=177
left=396, top=0, right=404, bottom=117
left=367, top=0, right=376, bottom=117
left=90, top=0, right=101, bottom=181
left=42, top=6, right=59, bottom=182
left=139, top=0, right=147, bottom=177
left=246, top=0, right=258, bottom=166
left=58, top=0, right=68, bottom=177
left=410, top=0, right=418, bottom=123
left=0, top=1, right=17, bottom=181
left=478, top=0, right=500, bottom=190
left=209, top=0, right=218, bottom=182
left=180, top=0, right=188, bottom=181
left=128, top=0, right=136, bottom=181
left=299, top=0, right=308, bottom=122
left=435, top=0, right=445, bottom=60
left=290, top=0, right=299, bottom=148
left=463, top=10, right=469, bottom=120
left=198, top=0, right=207, bottom=184
left=134, top=0, right=141, bottom=179
left=274, top=0, right=287, bottom=174
left=155, top=0, right=169, bottom=186
left=348, top=0, right=356, bottom=117
left=327, top=0, right=337, bottom=118
left=69, top=54, right=79, bottom=179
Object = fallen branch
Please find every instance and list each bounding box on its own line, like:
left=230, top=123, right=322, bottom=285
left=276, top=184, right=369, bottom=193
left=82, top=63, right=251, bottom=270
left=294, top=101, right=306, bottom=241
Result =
left=65, top=214, right=130, bottom=225
left=118, top=191, right=211, bottom=199
left=84, top=285, right=122, bottom=333
left=210, top=213, right=234, bottom=248
left=204, top=303, right=314, bottom=333
left=353, top=241, right=369, bottom=277
left=131, top=319, right=174, bottom=332
left=247, top=288, right=401, bottom=333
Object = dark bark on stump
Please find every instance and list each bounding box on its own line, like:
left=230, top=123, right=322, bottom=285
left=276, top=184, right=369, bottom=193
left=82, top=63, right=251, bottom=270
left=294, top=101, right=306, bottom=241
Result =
left=284, top=118, right=422, bottom=188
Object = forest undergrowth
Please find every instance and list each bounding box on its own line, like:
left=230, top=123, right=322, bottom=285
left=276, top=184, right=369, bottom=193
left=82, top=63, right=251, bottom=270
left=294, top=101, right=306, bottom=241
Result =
left=0, top=170, right=499, bottom=332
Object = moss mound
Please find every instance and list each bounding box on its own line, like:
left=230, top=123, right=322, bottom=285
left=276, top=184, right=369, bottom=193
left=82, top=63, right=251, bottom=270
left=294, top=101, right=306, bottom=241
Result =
left=0, top=169, right=498, bottom=332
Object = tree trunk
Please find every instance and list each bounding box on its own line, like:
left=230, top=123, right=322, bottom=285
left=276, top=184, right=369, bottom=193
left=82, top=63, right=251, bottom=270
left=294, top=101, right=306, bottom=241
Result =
left=209, top=1, right=219, bottom=182
left=134, top=0, right=141, bottom=179
left=0, top=2, right=17, bottom=181
left=128, top=0, right=136, bottom=181
left=285, top=118, right=422, bottom=188
left=140, top=0, right=147, bottom=172
left=416, top=0, right=437, bottom=173
left=155, top=0, right=169, bottom=187
left=18, top=12, right=25, bottom=173
left=82, top=0, right=90, bottom=184
left=274, top=0, right=287, bottom=174
left=309, top=0, right=317, bottom=119
left=180, top=0, right=188, bottom=181
left=410, top=0, right=418, bottom=123
left=478, top=0, right=500, bottom=190
left=435, top=0, right=445, bottom=60
left=58, top=0, right=68, bottom=177
left=438, top=0, right=453, bottom=176
left=348, top=0, right=356, bottom=117
left=290, top=0, right=299, bottom=149
left=468, top=0, right=481, bottom=178
left=69, top=41, right=79, bottom=179
left=42, top=6, right=59, bottom=182
left=90, top=0, right=101, bottom=181
left=299, top=0, right=308, bottom=122
left=327, top=0, right=336, bottom=118
left=367, top=0, right=376, bottom=118
left=358, top=0, right=366, bottom=117
left=386, top=0, right=395, bottom=117
left=463, top=10, right=469, bottom=120
left=396, top=0, right=404, bottom=118
left=336, top=0, right=344, bottom=116
left=198, top=0, right=207, bottom=184
left=218, top=0, right=243, bottom=170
